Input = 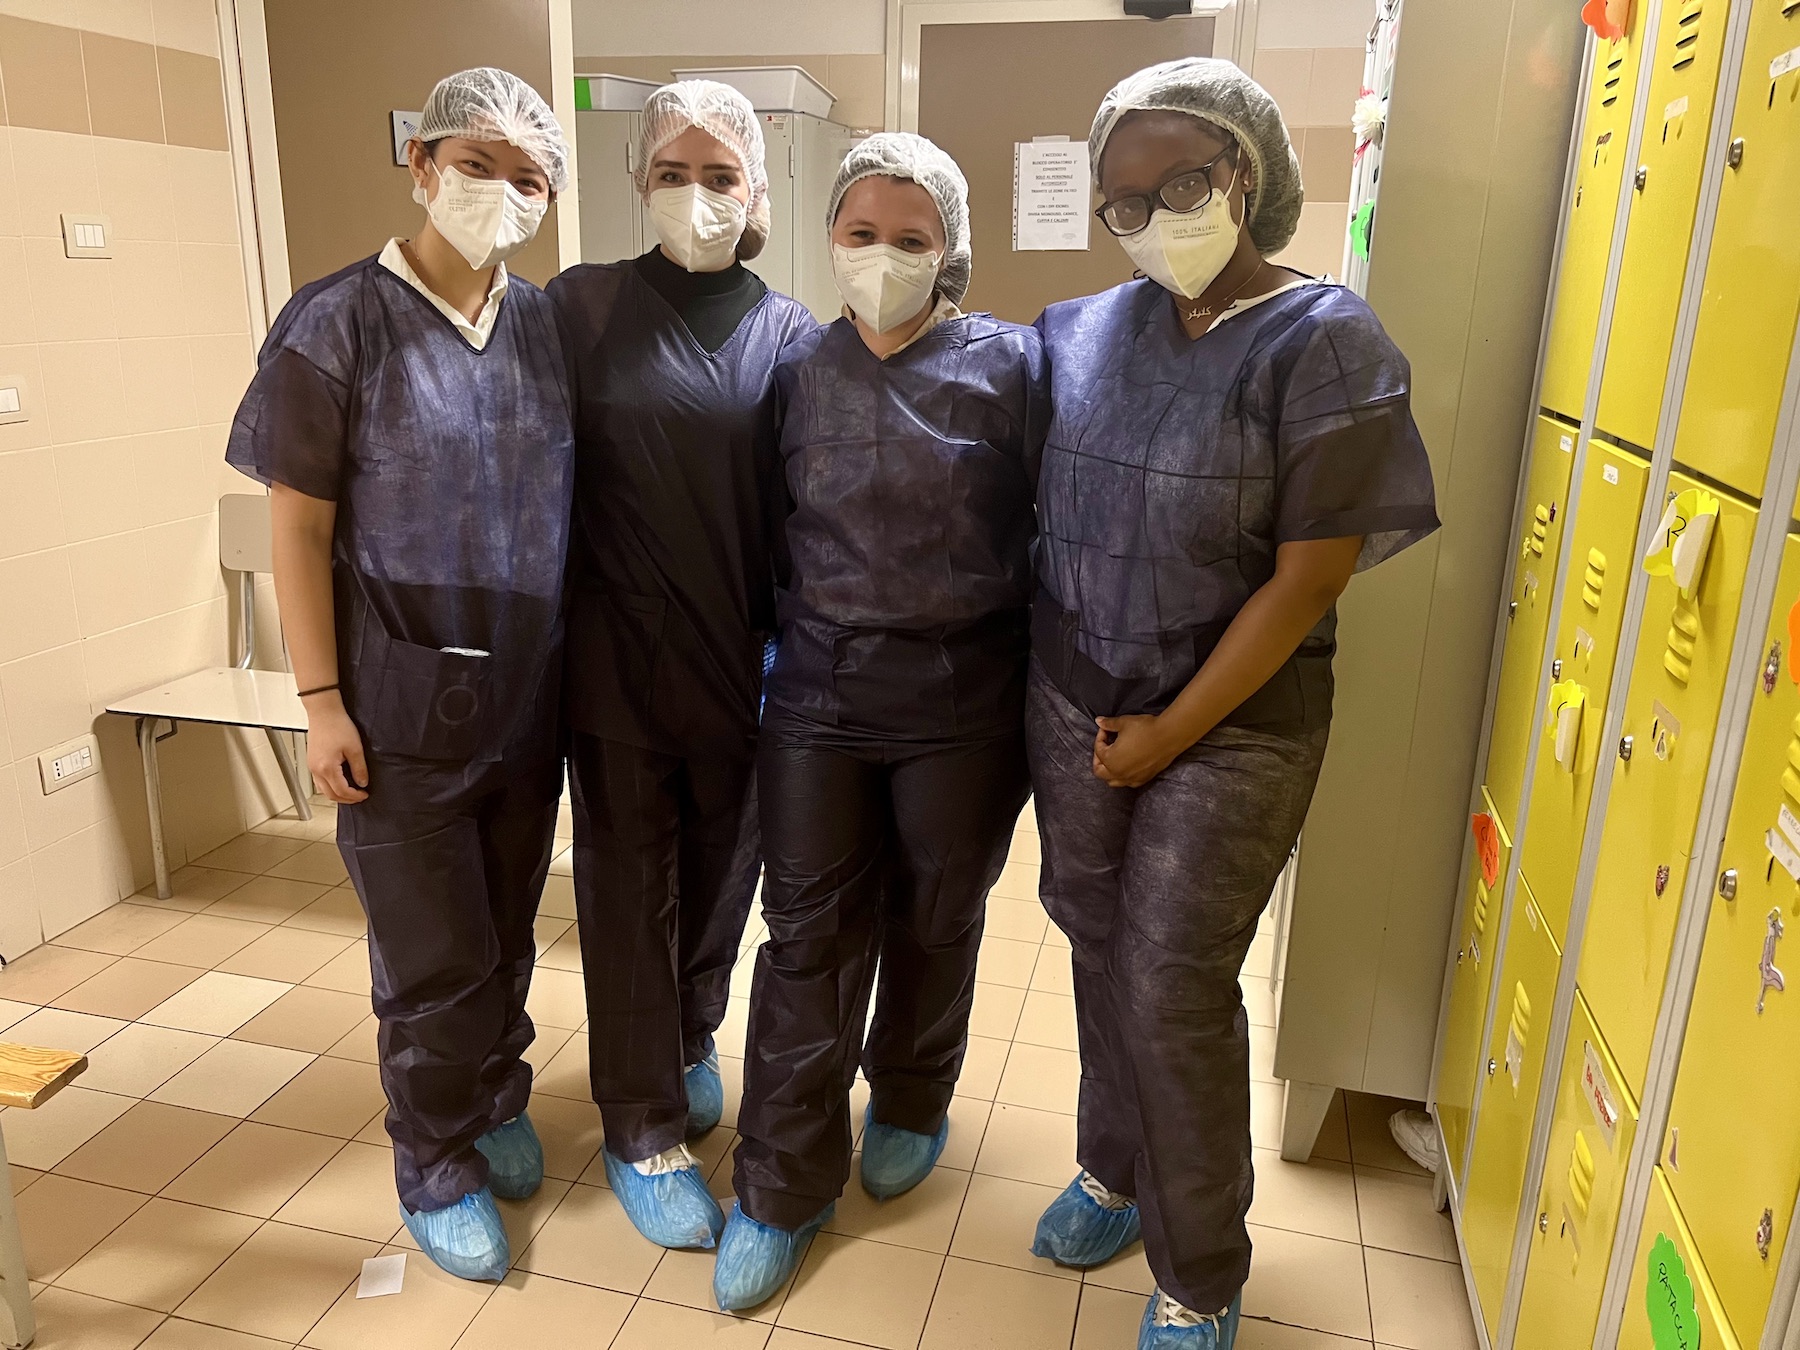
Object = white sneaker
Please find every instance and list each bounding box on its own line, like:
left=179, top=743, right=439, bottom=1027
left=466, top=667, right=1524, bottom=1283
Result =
left=1388, top=1109, right=1441, bottom=1174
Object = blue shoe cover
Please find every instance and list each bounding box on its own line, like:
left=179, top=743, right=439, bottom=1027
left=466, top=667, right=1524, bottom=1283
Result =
left=859, top=1106, right=949, bottom=1199
left=602, top=1146, right=725, bottom=1249
left=1138, top=1291, right=1242, bottom=1349
left=712, top=1201, right=834, bottom=1312
left=474, top=1112, right=543, bottom=1200
left=1031, top=1173, right=1142, bottom=1268
left=685, top=1054, right=724, bottom=1138
left=400, top=1188, right=510, bottom=1282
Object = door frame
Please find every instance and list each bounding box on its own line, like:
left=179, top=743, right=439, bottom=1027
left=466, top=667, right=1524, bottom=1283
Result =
left=885, top=0, right=1245, bottom=131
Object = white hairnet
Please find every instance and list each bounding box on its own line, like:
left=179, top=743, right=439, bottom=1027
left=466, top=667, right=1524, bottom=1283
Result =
left=415, top=67, right=569, bottom=195
left=635, top=80, right=772, bottom=261
left=826, top=132, right=973, bottom=305
left=1090, top=57, right=1303, bottom=255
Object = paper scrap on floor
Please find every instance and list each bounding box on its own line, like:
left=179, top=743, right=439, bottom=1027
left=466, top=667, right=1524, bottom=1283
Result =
left=357, top=1253, right=407, bottom=1298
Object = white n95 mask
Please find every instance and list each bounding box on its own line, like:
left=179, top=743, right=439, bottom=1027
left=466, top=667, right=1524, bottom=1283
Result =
left=414, top=163, right=546, bottom=271
left=831, top=243, right=941, bottom=334
left=1116, top=175, right=1243, bottom=300
left=649, top=183, right=748, bottom=273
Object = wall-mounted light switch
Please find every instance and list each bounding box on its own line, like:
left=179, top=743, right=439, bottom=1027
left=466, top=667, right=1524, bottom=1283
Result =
left=0, top=384, right=24, bottom=426
left=38, top=734, right=100, bottom=794
left=61, top=213, right=112, bottom=258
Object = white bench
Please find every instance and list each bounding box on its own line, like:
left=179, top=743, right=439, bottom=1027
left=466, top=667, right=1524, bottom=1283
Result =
left=107, top=494, right=313, bottom=899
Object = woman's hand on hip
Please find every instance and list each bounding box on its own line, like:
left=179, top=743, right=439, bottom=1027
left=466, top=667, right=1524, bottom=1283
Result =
left=304, top=693, right=370, bottom=803
left=1092, top=714, right=1184, bottom=789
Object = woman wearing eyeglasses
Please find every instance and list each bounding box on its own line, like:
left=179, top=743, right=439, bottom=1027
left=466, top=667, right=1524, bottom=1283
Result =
left=1025, top=60, right=1438, bottom=1349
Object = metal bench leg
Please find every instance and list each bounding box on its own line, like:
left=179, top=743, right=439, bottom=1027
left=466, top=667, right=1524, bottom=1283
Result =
left=139, top=717, right=171, bottom=902
left=264, top=727, right=313, bottom=822
left=0, top=1126, right=36, bottom=1348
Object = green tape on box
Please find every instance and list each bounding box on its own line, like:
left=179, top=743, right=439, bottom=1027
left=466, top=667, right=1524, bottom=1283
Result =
left=574, top=78, right=593, bottom=112
left=1646, top=1234, right=1701, bottom=1350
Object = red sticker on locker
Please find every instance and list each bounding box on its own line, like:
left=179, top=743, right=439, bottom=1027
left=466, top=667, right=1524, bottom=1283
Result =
left=1472, top=813, right=1501, bottom=889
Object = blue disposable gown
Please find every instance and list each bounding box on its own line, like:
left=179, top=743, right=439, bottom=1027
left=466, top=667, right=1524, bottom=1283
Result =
left=226, top=255, right=575, bottom=763
left=767, top=314, right=1050, bottom=738
left=549, top=262, right=818, bottom=755
left=1033, top=279, right=1439, bottom=726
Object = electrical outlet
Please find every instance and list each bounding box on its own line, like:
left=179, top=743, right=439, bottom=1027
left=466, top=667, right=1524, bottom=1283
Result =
left=38, top=734, right=99, bottom=795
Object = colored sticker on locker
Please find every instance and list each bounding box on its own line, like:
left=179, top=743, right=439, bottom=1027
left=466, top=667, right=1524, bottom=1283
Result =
left=1663, top=96, right=1688, bottom=120
left=1769, top=828, right=1800, bottom=884
left=1581, top=1041, right=1622, bottom=1150
left=1772, top=43, right=1800, bottom=80
left=1646, top=1235, right=1701, bottom=1349
left=1643, top=488, right=1721, bottom=597
left=1604, top=463, right=1621, bottom=485
left=1548, top=680, right=1588, bottom=769
left=1472, top=812, right=1502, bottom=888
left=1560, top=434, right=1575, bottom=453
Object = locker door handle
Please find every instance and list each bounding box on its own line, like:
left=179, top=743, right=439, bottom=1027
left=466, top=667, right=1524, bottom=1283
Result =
left=1539, top=1212, right=1550, bottom=1234
left=1634, top=165, right=1649, bottom=191
left=1727, top=138, right=1745, bottom=169
left=1719, top=868, right=1738, bottom=900
left=1508, top=601, right=1519, bottom=621
left=1487, top=1058, right=1498, bottom=1077
left=1619, top=735, right=1634, bottom=762
left=1552, top=658, right=1564, bottom=679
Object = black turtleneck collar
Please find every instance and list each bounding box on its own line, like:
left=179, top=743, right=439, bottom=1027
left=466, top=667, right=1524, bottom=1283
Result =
left=633, top=247, right=768, bottom=353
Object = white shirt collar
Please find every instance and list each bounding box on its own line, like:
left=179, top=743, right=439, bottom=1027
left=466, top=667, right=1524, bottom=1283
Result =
left=379, top=238, right=509, bottom=350
left=842, top=294, right=964, bottom=360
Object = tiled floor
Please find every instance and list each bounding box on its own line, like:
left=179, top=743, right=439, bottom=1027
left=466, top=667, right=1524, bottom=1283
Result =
left=0, top=800, right=1481, bottom=1350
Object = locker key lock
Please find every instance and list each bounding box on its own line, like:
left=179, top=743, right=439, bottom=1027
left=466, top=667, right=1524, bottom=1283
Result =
left=1758, top=1208, right=1775, bottom=1260
left=1634, top=165, right=1648, bottom=191
left=1508, top=600, right=1518, bottom=621
left=1487, top=1057, right=1498, bottom=1077
left=1552, top=658, right=1564, bottom=679
left=1719, top=868, right=1738, bottom=901
left=1538, top=1212, right=1550, bottom=1234
left=1619, top=734, right=1634, bottom=762
left=1727, top=137, right=1745, bottom=169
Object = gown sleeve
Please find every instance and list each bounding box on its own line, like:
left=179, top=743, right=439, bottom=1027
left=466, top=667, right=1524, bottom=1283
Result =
left=224, top=296, right=356, bottom=503
left=1271, top=293, right=1440, bottom=571
left=1016, top=325, right=1052, bottom=500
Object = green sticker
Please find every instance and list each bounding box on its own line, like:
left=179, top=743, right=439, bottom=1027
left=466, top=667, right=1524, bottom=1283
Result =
left=1350, top=201, right=1375, bottom=261
left=1646, top=1234, right=1701, bottom=1350
left=574, top=78, right=593, bottom=112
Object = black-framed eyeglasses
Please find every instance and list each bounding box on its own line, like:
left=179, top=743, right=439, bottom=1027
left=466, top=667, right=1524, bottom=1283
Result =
left=1094, top=146, right=1238, bottom=238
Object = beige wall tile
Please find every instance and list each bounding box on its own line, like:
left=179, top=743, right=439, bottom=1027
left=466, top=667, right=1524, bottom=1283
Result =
left=0, top=856, right=43, bottom=955
left=0, top=16, right=90, bottom=136
left=82, top=32, right=166, bottom=144
left=141, top=513, right=222, bottom=610
left=59, top=437, right=149, bottom=542
left=40, top=338, right=127, bottom=442
left=0, top=2, right=72, bottom=26
left=0, top=128, right=21, bottom=235
left=68, top=530, right=153, bottom=635
left=1302, top=125, right=1356, bottom=204
left=78, top=0, right=158, bottom=43
left=0, top=638, right=91, bottom=757
left=158, top=47, right=227, bottom=150
left=188, top=331, right=252, bottom=422
left=1254, top=48, right=1313, bottom=126
left=16, top=750, right=109, bottom=853
left=167, top=144, right=236, bottom=243
left=112, top=238, right=186, bottom=338
left=35, top=819, right=122, bottom=934
left=118, top=334, right=197, bottom=431
left=0, top=237, right=33, bottom=346
left=180, top=241, right=248, bottom=334
left=95, top=136, right=177, bottom=241
left=1306, top=46, right=1365, bottom=129
left=135, top=425, right=211, bottom=525
left=24, top=236, right=119, bottom=342
left=1273, top=200, right=1350, bottom=278
left=0, top=759, right=23, bottom=864
left=152, top=0, right=219, bottom=58
left=0, top=547, right=80, bottom=662
left=9, top=126, right=103, bottom=238
left=0, top=446, right=65, bottom=557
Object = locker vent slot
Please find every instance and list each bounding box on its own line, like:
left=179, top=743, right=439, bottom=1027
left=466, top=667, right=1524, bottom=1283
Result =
left=1664, top=600, right=1699, bottom=684
left=1603, top=44, right=1627, bottom=105
left=1672, top=0, right=1702, bottom=67
left=1582, top=548, right=1608, bottom=610
left=1510, top=983, right=1533, bottom=1051
left=1568, top=1130, right=1597, bottom=1219
left=1786, top=714, right=1800, bottom=802
left=1530, top=504, right=1550, bottom=555
left=1473, top=880, right=1492, bottom=938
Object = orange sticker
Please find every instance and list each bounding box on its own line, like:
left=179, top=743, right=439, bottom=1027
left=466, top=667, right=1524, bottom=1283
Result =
left=1581, top=0, right=1632, bottom=40
left=1471, top=813, right=1501, bottom=889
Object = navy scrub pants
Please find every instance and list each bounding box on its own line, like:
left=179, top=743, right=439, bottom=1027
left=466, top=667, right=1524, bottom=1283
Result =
left=1025, top=660, right=1329, bottom=1314
left=732, top=703, right=1031, bottom=1229
left=568, top=732, right=762, bottom=1162
left=337, top=750, right=562, bottom=1214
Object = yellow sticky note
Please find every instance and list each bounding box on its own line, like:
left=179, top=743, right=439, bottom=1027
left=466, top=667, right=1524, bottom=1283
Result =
left=1642, top=487, right=1720, bottom=598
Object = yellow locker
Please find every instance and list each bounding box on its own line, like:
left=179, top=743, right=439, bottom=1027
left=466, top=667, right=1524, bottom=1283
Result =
left=1670, top=0, right=1800, bottom=499
left=1579, top=477, right=1760, bottom=1099
left=1541, top=16, right=1647, bottom=422
left=1618, top=1169, right=1745, bottom=1350
left=1523, top=445, right=1652, bottom=941
left=1487, top=416, right=1581, bottom=828
left=1512, top=993, right=1642, bottom=1349
left=1438, top=788, right=1514, bottom=1186
left=1461, top=882, right=1563, bottom=1341
left=1661, top=532, right=1800, bottom=1345
left=1595, top=0, right=1736, bottom=448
